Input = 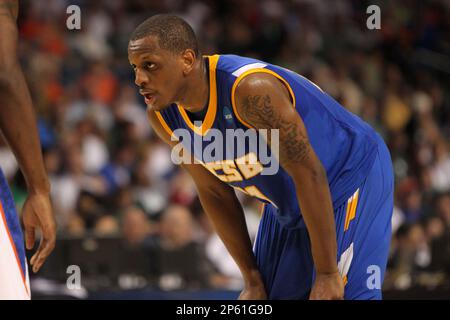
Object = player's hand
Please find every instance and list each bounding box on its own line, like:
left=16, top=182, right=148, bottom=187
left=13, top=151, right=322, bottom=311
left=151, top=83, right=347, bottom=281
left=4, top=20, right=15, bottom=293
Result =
left=238, top=272, right=267, bottom=300
left=21, top=191, right=56, bottom=273
left=309, top=271, right=345, bottom=300
left=238, top=284, right=267, bottom=300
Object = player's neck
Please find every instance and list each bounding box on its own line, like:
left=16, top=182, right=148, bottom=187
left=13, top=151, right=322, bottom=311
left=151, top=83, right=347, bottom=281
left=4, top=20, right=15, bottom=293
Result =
left=177, top=56, right=209, bottom=114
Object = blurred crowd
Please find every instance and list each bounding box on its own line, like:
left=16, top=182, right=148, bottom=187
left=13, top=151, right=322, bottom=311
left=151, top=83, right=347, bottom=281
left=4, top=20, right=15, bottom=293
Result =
left=0, top=0, right=449, bottom=295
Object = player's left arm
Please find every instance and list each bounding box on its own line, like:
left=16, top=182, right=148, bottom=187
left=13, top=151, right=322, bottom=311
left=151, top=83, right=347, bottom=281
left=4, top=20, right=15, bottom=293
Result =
left=0, top=0, right=56, bottom=273
left=234, top=72, right=344, bottom=300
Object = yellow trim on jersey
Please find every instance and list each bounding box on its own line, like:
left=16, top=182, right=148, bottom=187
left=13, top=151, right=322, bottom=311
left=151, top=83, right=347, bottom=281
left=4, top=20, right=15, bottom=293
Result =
left=155, top=111, right=175, bottom=138
left=259, top=203, right=266, bottom=217
left=177, top=54, right=219, bottom=136
left=231, top=68, right=297, bottom=129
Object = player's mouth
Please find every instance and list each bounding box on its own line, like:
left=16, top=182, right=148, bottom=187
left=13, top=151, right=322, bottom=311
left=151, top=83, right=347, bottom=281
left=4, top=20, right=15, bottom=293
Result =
left=140, top=91, right=157, bottom=105
left=144, top=94, right=155, bottom=105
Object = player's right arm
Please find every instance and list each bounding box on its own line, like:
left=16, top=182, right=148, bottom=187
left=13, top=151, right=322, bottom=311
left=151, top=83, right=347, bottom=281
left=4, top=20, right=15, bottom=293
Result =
left=0, top=0, right=56, bottom=273
left=147, top=110, right=266, bottom=299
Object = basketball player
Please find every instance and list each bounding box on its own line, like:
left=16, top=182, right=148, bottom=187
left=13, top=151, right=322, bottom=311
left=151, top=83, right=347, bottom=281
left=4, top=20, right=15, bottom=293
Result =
left=128, top=15, right=393, bottom=299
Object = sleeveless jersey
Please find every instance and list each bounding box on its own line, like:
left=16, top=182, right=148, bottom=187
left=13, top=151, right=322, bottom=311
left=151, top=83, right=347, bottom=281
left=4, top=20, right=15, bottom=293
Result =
left=156, top=54, right=378, bottom=229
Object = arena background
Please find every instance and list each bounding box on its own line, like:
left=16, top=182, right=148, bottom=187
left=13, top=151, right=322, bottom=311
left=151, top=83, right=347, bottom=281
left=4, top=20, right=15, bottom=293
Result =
left=0, top=0, right=449, bottom=299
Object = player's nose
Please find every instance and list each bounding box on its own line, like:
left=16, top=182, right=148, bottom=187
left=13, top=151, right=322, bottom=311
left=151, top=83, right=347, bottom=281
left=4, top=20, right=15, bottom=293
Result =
left=134, top=68, right=149, bottom=87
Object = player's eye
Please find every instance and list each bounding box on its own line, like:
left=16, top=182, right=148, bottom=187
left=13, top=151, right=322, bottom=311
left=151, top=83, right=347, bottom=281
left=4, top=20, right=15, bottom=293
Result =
left=143, top=62, right=156, bottom=71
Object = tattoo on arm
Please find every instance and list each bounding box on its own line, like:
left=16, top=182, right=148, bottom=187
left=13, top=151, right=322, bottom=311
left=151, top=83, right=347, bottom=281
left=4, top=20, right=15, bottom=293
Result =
left=241, top=94, right=311, bottom=164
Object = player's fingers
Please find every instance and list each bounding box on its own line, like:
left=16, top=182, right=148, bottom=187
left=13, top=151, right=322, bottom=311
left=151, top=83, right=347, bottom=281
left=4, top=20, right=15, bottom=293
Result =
left=30, top=236, right=43, bottom=267
left=31, top=235, right=55, bottom=273
left=30, top=250, right=39, bottom=267
left=40, top=216, right=57, bottom=247
left=31, top=242, right=44, bottom=273
left=24, top=226, right=35, bottom=250
left=30, top=248, right=40, bottom=269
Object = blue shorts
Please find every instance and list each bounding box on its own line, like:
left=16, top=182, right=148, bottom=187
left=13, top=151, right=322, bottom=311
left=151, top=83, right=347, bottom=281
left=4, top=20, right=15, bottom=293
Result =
left=253, top=136, right=394, bottom=300
left=0, top=169, right=30, bottom=299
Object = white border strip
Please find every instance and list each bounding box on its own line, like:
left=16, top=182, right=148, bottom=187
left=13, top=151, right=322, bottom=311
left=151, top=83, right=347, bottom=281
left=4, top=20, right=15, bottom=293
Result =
left=232, top=63, right=267, bottom=77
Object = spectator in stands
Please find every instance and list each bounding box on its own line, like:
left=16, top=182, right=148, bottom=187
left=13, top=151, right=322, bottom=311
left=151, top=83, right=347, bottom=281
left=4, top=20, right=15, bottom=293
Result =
left=147, top=205, right=218, bottom=290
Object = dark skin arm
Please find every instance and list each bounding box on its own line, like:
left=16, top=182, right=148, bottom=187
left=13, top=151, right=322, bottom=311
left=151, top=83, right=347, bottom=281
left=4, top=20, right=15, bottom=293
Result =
left=234, top=73, right=344, bottom=300
left=0, top=0, right=56, bottom=273
left=147, top=110, right=266, bottom=299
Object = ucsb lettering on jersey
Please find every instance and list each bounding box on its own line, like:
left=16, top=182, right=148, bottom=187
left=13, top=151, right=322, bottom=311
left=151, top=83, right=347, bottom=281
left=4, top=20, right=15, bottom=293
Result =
left=170, top=124, right=281, bottom=176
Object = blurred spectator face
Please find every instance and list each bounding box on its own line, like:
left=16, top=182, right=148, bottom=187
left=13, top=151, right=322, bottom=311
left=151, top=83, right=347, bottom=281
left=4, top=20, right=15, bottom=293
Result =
left=420, top=168, right=433, bottom=191
left=122, top=206, right=151, bottom=246
left=408, top=224, right=427, bottom=249
left=382, top=93, right=411, bottom=133
left=160, top=205, right=195, bottom=249
left=43, top=148, right=61, bottom=175
left=434, top=139, right=449, bottom=162
left=66, top=146, right=84, bottom=174
left=170, top=170, right=197, bottom=206
left=426, top=217, right=445, bottom=241
left=406, top=191, right=422, bottom=212
left=419, top=117, right=440, bottom=146
left=437, top=194, right=450, bottom=226
left=67, top=214, right=86, bottom=236
left=83, top=62, right=118, bottom=105
left=115, top=144, right=136, bottom=166
left=95, top=215, right=120, bottom=236
left=128, top=36, right=191, bottom=112
left=132, top=159, right=151, bottom=186
left=76, top=118, right=96, bottom=137
left=115, top=187, right=134, bottom=210
left=76, top=192, right=103, bottom=228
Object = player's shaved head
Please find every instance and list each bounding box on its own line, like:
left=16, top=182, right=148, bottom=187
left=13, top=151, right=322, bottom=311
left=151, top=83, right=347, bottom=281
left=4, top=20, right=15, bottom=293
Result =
left=130, top=14, right=199, bottom=57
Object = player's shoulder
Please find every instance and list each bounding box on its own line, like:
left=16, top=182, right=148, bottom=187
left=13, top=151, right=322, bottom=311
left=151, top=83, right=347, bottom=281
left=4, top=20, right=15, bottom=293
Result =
left=235, top=71, right=285, bottom=97
left=215, top=54, right=265, bottom=75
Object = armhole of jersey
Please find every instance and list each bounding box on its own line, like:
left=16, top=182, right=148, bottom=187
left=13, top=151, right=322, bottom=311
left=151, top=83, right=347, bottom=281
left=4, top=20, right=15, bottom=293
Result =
left=155, top=111, right=176, bottom=140
left=231, top=68, right=297, bottom=129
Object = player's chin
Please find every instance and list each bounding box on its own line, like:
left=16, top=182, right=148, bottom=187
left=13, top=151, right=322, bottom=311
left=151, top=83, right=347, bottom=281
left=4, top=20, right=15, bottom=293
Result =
left=146, top=100, right=167, bottom=111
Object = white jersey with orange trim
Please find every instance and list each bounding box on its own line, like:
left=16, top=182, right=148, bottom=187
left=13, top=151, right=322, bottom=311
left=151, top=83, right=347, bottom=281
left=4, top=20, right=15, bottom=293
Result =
left=0, top=168, right=30, bottom=300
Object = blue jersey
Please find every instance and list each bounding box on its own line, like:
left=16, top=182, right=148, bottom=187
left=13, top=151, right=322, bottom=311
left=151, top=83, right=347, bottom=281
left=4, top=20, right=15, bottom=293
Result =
left=156, top=54, right=379, bottom=229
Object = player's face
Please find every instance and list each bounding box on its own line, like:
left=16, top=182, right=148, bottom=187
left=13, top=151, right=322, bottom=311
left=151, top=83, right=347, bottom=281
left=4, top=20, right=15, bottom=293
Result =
left=128, top=36, right=186, bottom=111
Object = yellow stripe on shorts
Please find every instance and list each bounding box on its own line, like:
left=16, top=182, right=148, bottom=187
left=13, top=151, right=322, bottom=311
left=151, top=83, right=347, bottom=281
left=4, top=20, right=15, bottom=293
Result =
left=344, top=189, right=359, bottom=231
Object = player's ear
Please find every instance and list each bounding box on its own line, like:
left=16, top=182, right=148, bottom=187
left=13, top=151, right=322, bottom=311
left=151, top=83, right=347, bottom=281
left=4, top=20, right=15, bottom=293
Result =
left=180, top=49, right=196, bottom=75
